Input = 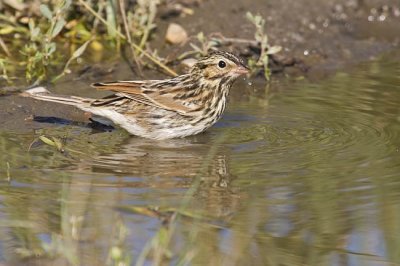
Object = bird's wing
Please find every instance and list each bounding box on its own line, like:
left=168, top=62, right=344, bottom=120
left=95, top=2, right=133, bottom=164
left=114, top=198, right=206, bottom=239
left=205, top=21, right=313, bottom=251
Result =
left=91, top=81, right=200, bottom=115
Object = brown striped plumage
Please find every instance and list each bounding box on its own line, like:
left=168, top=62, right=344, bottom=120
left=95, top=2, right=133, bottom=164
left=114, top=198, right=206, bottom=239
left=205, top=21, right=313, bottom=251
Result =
left=24, top=51, right=249, bottom=139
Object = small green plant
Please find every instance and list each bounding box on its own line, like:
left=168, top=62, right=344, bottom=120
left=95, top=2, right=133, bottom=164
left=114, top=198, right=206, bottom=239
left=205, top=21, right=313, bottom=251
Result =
left=0, top=0, right=177, bottom=83
left=21, top=0, right=72, bottom=83
left=52, top=39, right=91, bottom=82
left=189, top=32, right=218, bottom=56
left=130, top=0, right=160, bottom=51
left=77, top=0, right=176, bottom=76
left=246, top=12, right=282, bottom=80
left=21, top=0, right=93, bottom=83
left=0, top=58, right=11, bottom=84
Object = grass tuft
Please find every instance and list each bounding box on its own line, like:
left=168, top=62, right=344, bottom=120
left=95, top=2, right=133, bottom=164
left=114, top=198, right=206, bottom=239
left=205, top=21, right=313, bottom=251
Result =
left=246, top=12, right=282, bottom=80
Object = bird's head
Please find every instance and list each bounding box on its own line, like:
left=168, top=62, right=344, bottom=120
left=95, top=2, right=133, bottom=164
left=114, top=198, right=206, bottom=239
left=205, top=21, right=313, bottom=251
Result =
left=191, top=51, right=249, bottom=84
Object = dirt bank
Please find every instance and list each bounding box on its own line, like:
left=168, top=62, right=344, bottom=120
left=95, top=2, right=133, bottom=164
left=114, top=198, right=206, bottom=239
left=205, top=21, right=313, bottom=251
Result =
left=155, top=0, right=400, bottom=77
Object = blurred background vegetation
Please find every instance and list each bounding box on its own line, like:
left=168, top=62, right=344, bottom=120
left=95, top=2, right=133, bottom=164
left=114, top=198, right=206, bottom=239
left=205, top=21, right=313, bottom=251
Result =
left=0, top=0, right=282, bottom=85
left=0, top=0, right=176, bottom=83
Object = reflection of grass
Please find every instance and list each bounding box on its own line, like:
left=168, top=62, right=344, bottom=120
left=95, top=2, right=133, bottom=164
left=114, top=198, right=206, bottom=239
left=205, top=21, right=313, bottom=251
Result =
left=133, top=131, right=230, bottom=265
left=0, top=130, right=131, bottom=265
left=6, top=161, right=10, bottom=182
left=2, top=57, right=400, bottom=264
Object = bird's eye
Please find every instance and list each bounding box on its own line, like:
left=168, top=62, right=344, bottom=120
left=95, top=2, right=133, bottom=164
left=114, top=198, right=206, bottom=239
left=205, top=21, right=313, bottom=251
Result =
left=218, top=60, right=226, bottom=68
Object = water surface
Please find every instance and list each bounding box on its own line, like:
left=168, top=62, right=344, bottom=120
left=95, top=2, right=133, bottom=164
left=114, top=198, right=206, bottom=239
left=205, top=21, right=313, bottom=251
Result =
left=0, top=52, right=400, bottom=265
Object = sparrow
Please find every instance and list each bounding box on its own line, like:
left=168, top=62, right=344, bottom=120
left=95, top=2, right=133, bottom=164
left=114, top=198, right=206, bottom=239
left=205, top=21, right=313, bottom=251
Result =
left=24, top=51, right=249, bottom=139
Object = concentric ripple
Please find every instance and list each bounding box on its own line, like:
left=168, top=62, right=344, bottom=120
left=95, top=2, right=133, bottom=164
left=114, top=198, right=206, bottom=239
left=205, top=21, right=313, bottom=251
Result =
left=223, top=64, right=400, bottom=182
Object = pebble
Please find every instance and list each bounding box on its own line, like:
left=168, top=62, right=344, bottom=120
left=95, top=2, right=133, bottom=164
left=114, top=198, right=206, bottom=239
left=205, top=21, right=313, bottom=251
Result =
left=165, top=23, right=188, bottom=44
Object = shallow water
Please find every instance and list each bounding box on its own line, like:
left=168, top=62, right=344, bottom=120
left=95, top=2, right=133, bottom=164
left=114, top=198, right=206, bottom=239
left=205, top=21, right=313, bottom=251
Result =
left=0, top=52, right=400, bottom=266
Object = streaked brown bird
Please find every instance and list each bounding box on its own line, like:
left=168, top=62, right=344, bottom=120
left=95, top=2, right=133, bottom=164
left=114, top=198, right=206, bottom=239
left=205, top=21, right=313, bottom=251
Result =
left=24, top=51, right=249, bottom=139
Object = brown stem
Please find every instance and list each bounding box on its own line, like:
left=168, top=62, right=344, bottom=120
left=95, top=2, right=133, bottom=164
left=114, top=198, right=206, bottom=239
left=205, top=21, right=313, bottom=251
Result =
left=78, top=0, right=177, bottom=77
left=209, top=33, right=259, bottom=47
left=0, top=37, right=11, bottom=57
left=118, top=0, right=143, bottom=77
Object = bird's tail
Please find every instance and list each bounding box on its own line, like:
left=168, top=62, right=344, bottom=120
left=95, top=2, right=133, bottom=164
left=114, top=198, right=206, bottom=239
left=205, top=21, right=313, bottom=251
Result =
left=21, top=86, right=93, bottom=107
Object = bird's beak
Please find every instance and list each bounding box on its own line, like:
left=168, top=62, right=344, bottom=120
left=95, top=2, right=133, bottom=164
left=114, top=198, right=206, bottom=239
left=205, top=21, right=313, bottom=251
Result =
left=234, top=65, right=249, bottom=75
